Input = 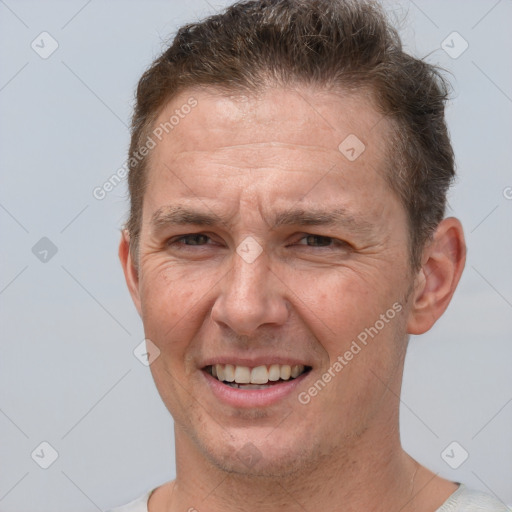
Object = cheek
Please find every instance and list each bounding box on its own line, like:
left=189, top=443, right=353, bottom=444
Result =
left=290, top=267, right=405, bottom=374
left=138, top=263, right=209, bottom=356
left=289, top=270, right=375, bottom=342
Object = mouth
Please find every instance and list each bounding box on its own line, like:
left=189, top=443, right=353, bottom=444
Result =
left=204, top=363, right=312, bottom=389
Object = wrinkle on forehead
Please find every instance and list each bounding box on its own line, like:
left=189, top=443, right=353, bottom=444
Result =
left=147, top=89, right=394, bottom=200
left=144, top=85, right=400, bottom=232
left=162, top=143, right=342, bottom=173
left=153, top=85, right=387, bottom=155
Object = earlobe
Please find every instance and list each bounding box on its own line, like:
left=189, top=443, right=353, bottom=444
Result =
left=118, top=229, right=142, bottom=316
left=406, top=217, right=466, bottom=335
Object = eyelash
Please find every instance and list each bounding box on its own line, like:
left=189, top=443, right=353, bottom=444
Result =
left=168, top=233, right=349, bottom=249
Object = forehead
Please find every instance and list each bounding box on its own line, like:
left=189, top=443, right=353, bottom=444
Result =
left=152, top=85, right=388, bottom=157
left=143, top=85, right=398, bottom=224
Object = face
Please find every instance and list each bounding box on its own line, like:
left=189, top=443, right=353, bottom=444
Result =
left=122, top=85, right=417, bottom=477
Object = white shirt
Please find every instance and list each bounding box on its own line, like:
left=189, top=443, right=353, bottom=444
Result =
left=107, top=483, right=511, bottom=512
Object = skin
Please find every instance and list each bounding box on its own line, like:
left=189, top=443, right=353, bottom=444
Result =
left=119, top=85, right=466, bottom=512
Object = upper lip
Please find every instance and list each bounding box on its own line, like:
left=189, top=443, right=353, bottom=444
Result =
left=200, top=356, right=312, bottom=368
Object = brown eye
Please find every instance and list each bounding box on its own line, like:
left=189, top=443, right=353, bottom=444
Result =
left=296, top=235, right=334, bottom=247
left=294, top=234, right=351, bottom=250
left=169, top=234, right=211, bottom=246
left=303, top=235, right=333, bottom=247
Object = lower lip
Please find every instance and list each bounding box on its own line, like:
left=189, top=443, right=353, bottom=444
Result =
left=202, top=370, right=310, bottom=408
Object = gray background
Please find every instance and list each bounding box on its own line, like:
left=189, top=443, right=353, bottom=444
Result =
left=0, top=0, right=511, bottom=510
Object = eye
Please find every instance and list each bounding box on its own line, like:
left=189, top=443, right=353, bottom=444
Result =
left=295, top=234, right=347, bottom=248
left=298, top=234, right=332, bottom=247
left=168, top=233, right=212, bottom=247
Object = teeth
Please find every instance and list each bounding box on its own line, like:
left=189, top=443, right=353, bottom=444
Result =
left=209, top=363, right=307, bottom=385
left=280, top=365, right=291, bottom=380
left=224, top=364, right=235, bottom=382
left=234, top=365, right=251, bottom=384
left=216, top=364, right=225, bottom=381
left=251, top=365, right=268, bottom=384
left=268, top=364, right=280, bottom=381
left=291, top=365, right=302, bottom=378
left=225, top=383, right=273, bottom=389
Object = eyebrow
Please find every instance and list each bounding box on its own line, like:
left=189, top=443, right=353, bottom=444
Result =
left=150, top=205, right=376, bottom=235
left=273, top=208, right=374, bottom=233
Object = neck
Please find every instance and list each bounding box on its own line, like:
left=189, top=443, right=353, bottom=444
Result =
left=165, top=421, right=431, bottom=512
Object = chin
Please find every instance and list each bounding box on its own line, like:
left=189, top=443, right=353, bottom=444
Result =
left=197, top=426, right=327, bottom=479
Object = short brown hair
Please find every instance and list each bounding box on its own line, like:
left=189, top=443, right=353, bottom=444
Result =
left=127, top=0, right=455, bottom=271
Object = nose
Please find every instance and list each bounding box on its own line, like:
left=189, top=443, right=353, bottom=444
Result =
left=210, top=245, right=289, bottom=336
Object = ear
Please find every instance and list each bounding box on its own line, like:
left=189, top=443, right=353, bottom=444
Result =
left=407, top=217, right=466, bottom=335
left=119, top=229, right=142, bottom=316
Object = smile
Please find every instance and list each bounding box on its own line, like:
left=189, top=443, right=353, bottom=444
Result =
left=205, top=363, right=311, bottom=389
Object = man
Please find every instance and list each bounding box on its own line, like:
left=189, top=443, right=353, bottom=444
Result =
left=114, top=0, right=508, bottom=511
